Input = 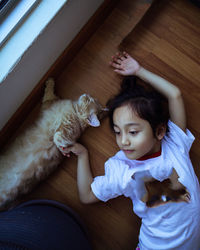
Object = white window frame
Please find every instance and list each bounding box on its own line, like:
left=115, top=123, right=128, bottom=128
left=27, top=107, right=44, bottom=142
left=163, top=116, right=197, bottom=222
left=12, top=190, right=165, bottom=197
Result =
left=0, top=0, right=39, bottom=47
left=0, top=0, right=68, bottom=83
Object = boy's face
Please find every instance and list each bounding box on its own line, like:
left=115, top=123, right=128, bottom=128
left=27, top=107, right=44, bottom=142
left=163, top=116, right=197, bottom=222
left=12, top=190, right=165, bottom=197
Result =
left=113, top=105, right=161, bottom=160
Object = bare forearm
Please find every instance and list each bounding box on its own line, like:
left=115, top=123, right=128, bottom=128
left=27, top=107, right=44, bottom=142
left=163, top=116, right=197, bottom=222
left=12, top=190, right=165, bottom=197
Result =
left=61, top=143, right=98, bottom=203
left=136, top=67, right=180, bottom=99
left=77, top=151, right=96, bottom=203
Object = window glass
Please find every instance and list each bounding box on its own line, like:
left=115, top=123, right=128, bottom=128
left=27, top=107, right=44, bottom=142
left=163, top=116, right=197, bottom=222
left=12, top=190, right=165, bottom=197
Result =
left=0, top=0, right=17, bottom=19
left=0, top=0, right=38, bottom=47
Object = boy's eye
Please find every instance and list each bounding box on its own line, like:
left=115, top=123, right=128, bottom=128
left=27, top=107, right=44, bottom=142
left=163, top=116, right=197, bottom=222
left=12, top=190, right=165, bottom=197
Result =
left=130, top=131, right=138, bottom=135
left=114, top=130, right=120, bottom=135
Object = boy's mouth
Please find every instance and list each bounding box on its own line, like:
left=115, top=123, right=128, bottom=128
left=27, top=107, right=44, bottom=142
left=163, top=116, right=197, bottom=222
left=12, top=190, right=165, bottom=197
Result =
left=123, top=149, right=135, bottom=154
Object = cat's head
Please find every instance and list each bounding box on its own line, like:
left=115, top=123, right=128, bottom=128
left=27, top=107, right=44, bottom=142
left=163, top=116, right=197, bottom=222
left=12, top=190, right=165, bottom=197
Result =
left=76, top=94, right=107, bottom=127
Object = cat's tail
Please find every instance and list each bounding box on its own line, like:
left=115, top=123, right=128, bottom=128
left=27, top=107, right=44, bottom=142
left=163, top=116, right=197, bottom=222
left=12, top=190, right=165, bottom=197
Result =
left=42, top=78, right=58, bottom=104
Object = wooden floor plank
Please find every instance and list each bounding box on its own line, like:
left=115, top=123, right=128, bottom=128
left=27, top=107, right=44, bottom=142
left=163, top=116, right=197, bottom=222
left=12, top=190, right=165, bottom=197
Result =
left=142, top=14, right=200, bottom=64
left=153, top=39, right=200, bottom=85
left=170, top=0, right=200, bottom=27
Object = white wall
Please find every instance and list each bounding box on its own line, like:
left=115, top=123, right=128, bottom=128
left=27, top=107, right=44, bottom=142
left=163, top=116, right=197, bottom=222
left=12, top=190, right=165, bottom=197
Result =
left=0, top=0, right=103, bottom=130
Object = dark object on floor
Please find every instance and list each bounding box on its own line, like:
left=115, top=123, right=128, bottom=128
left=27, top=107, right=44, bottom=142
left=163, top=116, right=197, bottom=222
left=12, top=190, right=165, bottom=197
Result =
left=189, top=0, right=200, bottom=7
left=0, top=199, right=92, bottom=250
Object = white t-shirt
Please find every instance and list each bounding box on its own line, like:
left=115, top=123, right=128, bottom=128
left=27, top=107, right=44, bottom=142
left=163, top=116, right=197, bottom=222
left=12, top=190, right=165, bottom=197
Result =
left=91, top=121, right=200, bottom=249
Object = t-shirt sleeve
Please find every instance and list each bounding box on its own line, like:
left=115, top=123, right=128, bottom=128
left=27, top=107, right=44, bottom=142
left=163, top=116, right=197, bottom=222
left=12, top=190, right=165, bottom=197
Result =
left=91, top=159, right=125, bottom=202
left=165, top=120, right=195, bottom=154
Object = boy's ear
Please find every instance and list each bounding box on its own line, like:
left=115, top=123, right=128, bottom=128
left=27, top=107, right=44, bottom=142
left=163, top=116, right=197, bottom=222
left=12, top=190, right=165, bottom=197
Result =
left=156, top=124, right=166, bottom=140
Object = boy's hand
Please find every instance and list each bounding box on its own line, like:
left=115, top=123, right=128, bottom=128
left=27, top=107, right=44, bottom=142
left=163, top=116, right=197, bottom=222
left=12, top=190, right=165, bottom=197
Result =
left=60, top=143, right=87, bottom=157
left=109, top=51, right=140, bottom=76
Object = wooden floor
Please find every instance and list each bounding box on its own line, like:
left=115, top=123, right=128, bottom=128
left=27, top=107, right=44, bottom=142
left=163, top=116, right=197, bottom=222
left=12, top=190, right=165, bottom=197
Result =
left=11, top=0, right=200, bottom=249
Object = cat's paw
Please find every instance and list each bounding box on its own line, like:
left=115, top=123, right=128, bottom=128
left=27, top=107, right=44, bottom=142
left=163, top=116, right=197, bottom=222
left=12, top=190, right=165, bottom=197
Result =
left=53, top=131, right=72, bottom=155
left=54, top=131, right=66, bottom=148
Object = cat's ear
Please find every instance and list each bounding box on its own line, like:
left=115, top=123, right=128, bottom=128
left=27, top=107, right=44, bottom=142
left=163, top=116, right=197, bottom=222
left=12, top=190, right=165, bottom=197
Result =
left=87, top=113, right=100, bottom=127
left=78, top=94, right=90, bottom=105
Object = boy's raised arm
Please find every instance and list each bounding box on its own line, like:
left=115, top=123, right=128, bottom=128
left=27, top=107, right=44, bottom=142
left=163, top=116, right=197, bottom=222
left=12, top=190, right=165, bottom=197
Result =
left=136, top=67, right=186, bottom=131
left=110, top=51, right=186, bottom=132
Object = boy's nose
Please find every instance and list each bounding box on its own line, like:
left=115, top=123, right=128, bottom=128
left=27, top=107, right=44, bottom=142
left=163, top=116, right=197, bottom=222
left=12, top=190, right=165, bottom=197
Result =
left=121, top=134, right=130, bottom=146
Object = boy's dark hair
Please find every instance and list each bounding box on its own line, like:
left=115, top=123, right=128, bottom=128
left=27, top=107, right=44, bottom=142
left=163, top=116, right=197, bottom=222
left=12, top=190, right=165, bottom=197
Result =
left=106, top=76, right=169, bottom=137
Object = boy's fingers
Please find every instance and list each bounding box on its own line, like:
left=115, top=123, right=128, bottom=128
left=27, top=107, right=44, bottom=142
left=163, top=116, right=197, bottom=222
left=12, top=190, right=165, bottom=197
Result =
left=63, top=152, right=71, bottom=157
left=119, top=55, right=126, bottom=60
left=115, top=52, right=124, bottom=60
left=61, top=145, right=74, bottom=152
left=110, top=62, right=123, bottom=69
left=111, top=52, right=122, bottom=60
left=110, top=56, right=120, bottom=64
left=114, top=69, right=126, bottom=75
left=117, top=59, right=122, bottom=64
left=123, top=51, right=130, bottom=58
left=111, top=53, right=127, bottom=63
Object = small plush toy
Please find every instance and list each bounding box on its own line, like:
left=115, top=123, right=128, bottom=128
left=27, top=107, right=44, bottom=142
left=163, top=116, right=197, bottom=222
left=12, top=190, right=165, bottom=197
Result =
left=0, top=78, right=105, bottom=209
left=133, top=168, right=190, bottom=207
